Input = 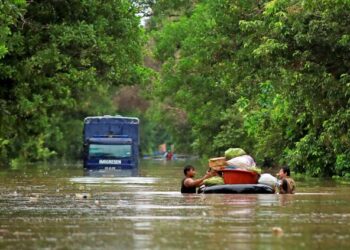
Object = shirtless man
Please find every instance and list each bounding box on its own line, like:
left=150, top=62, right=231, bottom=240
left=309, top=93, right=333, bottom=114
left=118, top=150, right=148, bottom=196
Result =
left=181, top=165, right=212, bottom=193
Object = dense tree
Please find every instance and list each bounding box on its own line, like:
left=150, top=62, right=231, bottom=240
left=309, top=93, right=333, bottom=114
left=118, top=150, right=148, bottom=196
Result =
left=0, top=0, right=144, bottom=165
left=149, top=0, right=350, bottom=177
left=1, top=0, right=349, bottom=178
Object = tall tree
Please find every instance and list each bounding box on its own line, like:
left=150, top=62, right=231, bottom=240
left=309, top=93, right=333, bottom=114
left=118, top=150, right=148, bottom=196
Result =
left=0, top=0, right=144, bottom=165
left=150, top=0, right=350, bottom=177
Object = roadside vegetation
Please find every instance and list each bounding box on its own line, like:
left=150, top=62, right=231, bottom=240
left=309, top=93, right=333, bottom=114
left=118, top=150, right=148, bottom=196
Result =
left=0, top=0, right=146, bottom=165
left=146, top=0, right=350, bottom=177
left=1, top=0, right=349, bottom=178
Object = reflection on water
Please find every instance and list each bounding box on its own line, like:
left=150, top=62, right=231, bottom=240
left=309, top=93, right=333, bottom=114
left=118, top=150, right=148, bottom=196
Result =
left=84, top=168, right=139, bottom=177
left=71, top=177, right=159, bottom=185
left=0, top=160, right=349, bottom=250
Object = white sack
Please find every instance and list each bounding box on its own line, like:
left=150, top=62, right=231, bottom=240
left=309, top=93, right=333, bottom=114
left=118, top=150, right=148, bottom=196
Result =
left=226, top=155, right=256, bottom=169
left=258, top=173, right=277, bottom=188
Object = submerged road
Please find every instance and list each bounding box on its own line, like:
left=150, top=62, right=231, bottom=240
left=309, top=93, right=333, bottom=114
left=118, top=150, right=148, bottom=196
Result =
left=0, top=160, right=349, bottom=249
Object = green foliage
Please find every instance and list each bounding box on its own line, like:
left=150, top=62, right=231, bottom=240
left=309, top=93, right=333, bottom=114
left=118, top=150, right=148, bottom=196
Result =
left=2, top=0, right=350, bottom=177
left=0, top=0, right=26, bottom=58
left=0, top=0, right=144, bottom=165
left=149, top=0, right=350, bottom=176
left=143, top=0, right=198, bottom=30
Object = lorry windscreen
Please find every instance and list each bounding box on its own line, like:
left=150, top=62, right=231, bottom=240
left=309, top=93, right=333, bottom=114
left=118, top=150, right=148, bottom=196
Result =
left=88, top=144, right=132, bottom=159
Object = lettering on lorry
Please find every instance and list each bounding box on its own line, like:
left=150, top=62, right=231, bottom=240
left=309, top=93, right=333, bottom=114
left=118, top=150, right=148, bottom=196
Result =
left=99, top=159, right=122, bottom=165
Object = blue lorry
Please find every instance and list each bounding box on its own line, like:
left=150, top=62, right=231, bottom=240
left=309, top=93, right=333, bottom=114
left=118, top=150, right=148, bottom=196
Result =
left=83, top=115, right=139, bottom=170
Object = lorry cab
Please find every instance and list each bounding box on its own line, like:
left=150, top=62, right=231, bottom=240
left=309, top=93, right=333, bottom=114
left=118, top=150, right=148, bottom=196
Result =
left=83, top=115, right=139, bottom=170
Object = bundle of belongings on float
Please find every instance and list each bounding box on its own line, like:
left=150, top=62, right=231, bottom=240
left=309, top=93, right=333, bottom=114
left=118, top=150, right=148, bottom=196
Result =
left=202, top=148, right=278, bottom=192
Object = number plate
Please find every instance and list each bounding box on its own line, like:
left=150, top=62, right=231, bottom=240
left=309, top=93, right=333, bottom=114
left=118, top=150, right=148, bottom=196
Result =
left=99, top=159, right=122, bottom=164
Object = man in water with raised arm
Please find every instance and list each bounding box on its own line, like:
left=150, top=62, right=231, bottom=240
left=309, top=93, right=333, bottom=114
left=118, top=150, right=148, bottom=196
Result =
left=277, top=166, right=296, bottom=194
left=181, top=165, right=212, bottom=193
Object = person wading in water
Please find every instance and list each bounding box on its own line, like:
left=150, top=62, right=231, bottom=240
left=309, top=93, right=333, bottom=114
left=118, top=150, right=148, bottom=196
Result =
left=278, top=166, right=296, bottom=194
left=181, top=165, right=212, bottom=193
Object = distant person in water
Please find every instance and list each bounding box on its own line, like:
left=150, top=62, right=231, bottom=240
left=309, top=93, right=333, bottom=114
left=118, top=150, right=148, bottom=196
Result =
left=277, top=166, right=296, bottom=194
left=181, top=165, right=212, bottom=193
left=166, top=151, right=173, bottom=161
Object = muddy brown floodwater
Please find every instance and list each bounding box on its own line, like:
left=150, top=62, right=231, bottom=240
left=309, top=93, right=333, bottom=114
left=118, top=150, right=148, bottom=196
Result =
left=0, top=159, right=350, bottom=249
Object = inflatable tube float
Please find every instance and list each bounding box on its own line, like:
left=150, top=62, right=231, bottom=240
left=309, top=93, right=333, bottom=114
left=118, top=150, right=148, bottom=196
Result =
left=200, top=184, right=275, bottom=194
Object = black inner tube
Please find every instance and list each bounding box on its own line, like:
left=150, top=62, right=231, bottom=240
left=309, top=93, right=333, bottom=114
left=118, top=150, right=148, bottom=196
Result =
left=199, top=184, right=275, bottom=194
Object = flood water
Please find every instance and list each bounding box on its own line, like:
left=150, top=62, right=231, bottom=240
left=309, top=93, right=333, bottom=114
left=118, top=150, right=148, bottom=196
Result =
left=1, top=159, right=350, bottom=249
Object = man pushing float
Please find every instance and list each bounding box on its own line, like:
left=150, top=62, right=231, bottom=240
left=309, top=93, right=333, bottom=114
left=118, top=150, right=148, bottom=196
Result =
left=180, top=148, right=295, bottom=194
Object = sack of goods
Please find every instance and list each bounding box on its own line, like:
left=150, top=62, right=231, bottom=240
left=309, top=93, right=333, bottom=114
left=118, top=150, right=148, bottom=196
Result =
left=226, top=154, right=262, bottom=174
left=227, top=155, right=256, bottom=168
left=258, top=173, right=277, bottom=188
left=224, top=148, right=246, bottom=160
